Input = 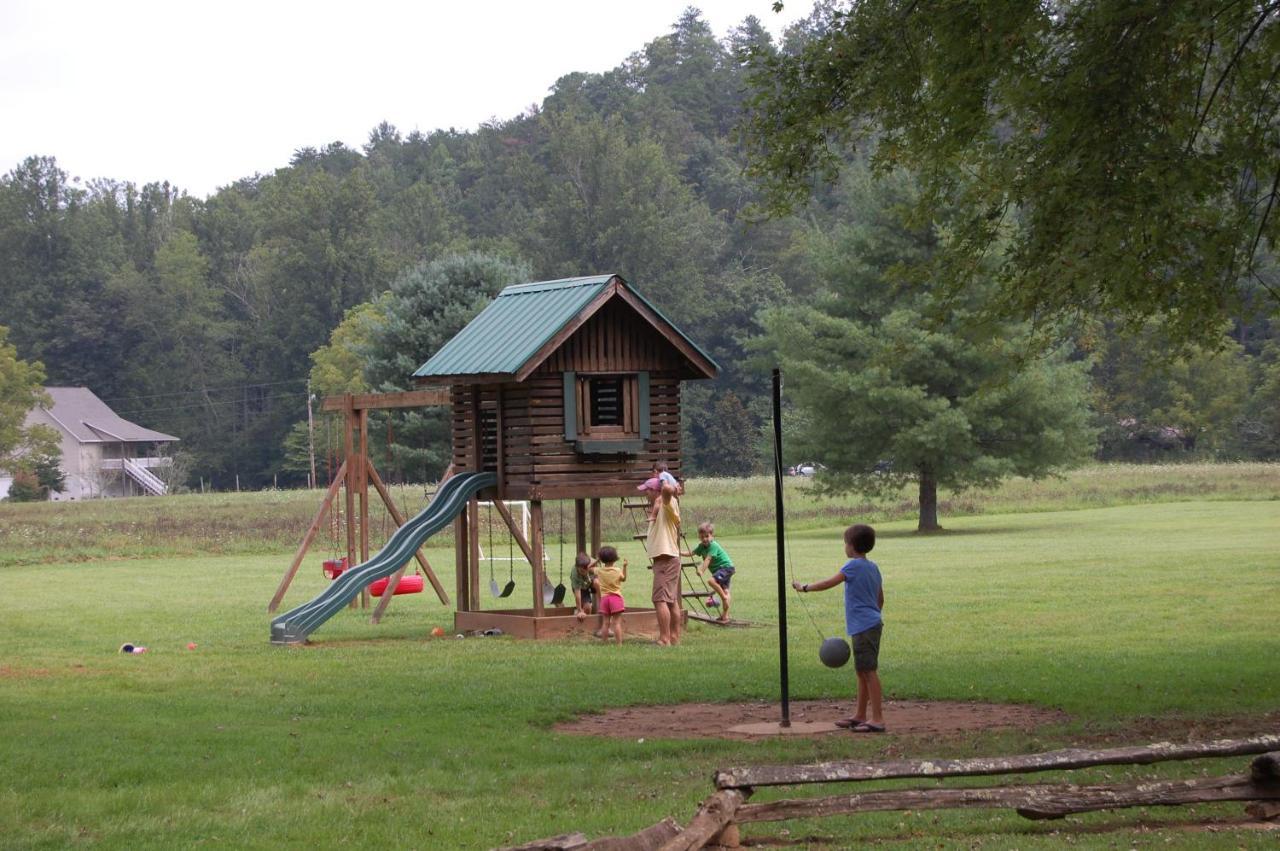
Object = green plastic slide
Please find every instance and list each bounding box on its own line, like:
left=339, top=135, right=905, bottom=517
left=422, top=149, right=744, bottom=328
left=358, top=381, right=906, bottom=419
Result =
left=270, top=471, right=495, bottom=644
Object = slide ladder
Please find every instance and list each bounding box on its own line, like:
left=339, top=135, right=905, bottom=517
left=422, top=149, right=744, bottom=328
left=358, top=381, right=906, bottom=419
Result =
left=271, top=471, right=495, bottom=644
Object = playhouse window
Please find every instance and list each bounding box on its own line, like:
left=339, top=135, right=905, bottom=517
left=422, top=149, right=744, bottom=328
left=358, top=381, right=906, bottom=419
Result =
left=589, top=377, right=624, bottom=427
left=563, top=371, right=650, bottom=454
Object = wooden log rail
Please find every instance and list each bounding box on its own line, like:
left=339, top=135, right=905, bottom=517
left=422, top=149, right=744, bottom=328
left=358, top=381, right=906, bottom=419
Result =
left=502, top=737, right=1280, bottom=851
left=721, top=736, right=1280, bottom=842
left=715, top=735, right=1280, bottom=789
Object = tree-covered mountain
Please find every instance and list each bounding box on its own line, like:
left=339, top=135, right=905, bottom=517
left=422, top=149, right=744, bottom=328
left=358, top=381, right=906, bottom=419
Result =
left=0, top=8, right=1275, bottom=491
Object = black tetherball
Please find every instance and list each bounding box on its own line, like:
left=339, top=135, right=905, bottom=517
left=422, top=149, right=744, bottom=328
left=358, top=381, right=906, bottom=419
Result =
left=819, top=636, right=851, bottom=668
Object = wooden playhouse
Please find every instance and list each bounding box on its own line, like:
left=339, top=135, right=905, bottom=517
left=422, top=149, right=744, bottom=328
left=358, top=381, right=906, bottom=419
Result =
left=414, top=273, right=718, bottom=638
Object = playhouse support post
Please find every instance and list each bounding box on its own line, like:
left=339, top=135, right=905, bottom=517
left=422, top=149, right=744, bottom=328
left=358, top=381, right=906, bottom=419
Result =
left=454, top=511, right=470, bottom=613
left=574, top=499, right=586, bottom=558
left=531, top=499, right=545, bottom=617
left=590, top=498, right=601, bottom=555
left=468, top=496, right=481, bottom=606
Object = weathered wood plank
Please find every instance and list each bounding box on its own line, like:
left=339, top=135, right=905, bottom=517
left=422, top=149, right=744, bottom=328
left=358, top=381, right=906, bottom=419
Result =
left=730, top=774, right=1280, bottom=824
left=657, top=790, right=748, bottom=851
left=581, top=817, right=681, bottom=851
left=1015, top=775, right=1280, bottom=820
left=715, top=736, right=1280, bottom=789
left=319, top=388, right=449, bottom=412
left=497, top=831, right=589, bottom=850
left=1245, top=800, right=1280, bottom=820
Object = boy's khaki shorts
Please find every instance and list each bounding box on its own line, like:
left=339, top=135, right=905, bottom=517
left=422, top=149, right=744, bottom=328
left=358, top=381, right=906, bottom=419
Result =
left=852, top=623, right=883, bottom=672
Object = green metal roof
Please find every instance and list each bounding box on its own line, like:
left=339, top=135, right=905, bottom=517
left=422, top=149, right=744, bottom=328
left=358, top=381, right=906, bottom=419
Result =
left=412, top=274, right=718, bottom=380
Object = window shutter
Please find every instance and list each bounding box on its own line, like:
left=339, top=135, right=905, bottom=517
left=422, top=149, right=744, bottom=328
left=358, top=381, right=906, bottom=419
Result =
left=563, top=371, right=577, bottom=441
left=638, top=371, right=650, bottom=441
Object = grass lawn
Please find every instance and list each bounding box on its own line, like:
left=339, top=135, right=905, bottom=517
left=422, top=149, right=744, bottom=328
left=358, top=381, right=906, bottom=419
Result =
left=1, top=478, right=1278, bottom=847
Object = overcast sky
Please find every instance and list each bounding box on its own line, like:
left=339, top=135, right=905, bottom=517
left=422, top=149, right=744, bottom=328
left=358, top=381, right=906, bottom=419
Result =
left=0, top=1, right=809, bottom=199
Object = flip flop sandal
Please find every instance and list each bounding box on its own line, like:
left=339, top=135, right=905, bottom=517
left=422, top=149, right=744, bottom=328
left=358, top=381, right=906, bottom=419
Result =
left=834, top=718, right=865, bottom=729
left=851, top=722, right=886, bottom=733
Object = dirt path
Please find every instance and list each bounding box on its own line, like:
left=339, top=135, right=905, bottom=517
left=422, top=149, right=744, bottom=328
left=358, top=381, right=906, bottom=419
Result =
left=555, top=698, right=1070, bottom=740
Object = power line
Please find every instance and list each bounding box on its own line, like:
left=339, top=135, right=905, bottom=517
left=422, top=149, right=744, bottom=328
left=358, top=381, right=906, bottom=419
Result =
left=102, top=378, right=308, bottom=406
left=114, top=391, right=310, bottom=418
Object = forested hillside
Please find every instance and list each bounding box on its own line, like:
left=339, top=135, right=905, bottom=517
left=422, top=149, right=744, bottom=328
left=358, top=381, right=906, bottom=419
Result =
left=1, top=9, right=1276, bottom=490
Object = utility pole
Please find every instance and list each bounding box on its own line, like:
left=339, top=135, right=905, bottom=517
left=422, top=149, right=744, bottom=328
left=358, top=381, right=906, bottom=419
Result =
left=307, top=381, right=318, bottom=490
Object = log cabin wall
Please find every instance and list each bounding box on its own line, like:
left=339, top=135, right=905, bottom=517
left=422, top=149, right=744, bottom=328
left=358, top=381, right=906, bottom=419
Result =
left=533, top=299, right=686, bottom=374
left=448, top=301, right=687, bottom=500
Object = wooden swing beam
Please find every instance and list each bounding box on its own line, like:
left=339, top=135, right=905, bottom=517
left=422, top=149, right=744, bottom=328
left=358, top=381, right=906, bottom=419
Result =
left=268, top=459, right=348, bottom=613
left=269, top=389, right=451, bottom=615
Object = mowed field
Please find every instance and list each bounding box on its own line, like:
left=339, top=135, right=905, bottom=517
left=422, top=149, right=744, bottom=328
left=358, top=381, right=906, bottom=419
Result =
left=1, top=464, right=1278, bottom=849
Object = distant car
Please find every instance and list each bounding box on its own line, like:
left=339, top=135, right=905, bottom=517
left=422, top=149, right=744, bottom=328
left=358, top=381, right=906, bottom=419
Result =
left=792, top=462, right=822, bottom=477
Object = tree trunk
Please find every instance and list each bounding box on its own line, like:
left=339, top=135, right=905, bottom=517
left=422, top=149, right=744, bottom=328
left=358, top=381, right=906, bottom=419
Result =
left=917, top=468, right=940, bottom=532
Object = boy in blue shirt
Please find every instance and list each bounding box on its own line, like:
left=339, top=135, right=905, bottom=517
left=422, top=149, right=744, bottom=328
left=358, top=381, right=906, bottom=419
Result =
left=792, top=524, right=885, bottom=732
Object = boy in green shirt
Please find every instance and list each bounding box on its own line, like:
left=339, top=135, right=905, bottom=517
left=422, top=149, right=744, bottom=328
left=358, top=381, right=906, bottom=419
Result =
left=687, top=522, right=735, bottom=623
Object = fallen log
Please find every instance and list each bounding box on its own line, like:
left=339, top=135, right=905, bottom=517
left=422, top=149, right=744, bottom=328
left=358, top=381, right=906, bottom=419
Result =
left=715, top=735, right=1280, bottom=790
left=1014, top=774, right=1280, bottom=820
left=732, top=773, right=1280, bottom=824
left=498, top=819, right=683, bottom=851
left=656, top=790, right=749, bottom=851
left=1245, top=801, right=1280, bottom=820
left=497, top=832, right=589, bottom=851
left=583, top=817, right=681, bottom=851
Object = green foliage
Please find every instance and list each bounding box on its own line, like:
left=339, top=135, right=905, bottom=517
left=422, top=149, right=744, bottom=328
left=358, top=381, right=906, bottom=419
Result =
left=1090, top=322, right=1251, bottom=459
left=1231, top=341, right=1280, bottom=458
left=759, top=167, right=1096, bottom=529
left=5, top=469, right=43, bottom=501
left=363, top=252, right=531, bottom=477
left=0, top=326, right=58, bottom=470
left=742, top=1, right=1280, bottom=344
left=3, top=7, right=1279, bottom=493
left=308, top=300, right=388, bottom=397
left=31, top=452, right=66, bottom=494
left=689, top=390, right=761, bottom=476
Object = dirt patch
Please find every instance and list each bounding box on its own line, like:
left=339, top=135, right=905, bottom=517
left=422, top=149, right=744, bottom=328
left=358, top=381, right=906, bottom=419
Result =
left=555, top=699, right=1070, bottom=740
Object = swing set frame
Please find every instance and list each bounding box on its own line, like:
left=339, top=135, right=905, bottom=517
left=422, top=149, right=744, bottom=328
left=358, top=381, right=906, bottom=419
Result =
left=267, top=390, right=452, bottom=621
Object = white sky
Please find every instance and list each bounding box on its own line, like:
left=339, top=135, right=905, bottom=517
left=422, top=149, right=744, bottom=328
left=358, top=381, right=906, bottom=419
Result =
left=0, top=1, right=809, bottom=199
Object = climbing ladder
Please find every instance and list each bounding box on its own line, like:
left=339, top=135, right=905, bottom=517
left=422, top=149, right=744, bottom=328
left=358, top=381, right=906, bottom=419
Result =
left=620, top=498, right=733, bottom=626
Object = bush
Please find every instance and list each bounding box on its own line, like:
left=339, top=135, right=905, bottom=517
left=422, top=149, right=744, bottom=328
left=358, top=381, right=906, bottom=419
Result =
left=6, top=469, right=45, bottom=502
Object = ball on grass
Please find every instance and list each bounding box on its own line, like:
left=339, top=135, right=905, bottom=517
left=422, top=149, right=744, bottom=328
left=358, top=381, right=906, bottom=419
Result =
left=186, top=642, right=198, bottom=650
left=819, top=637, right=851, bottom=668
left=430, top=626, right=446, bottom=638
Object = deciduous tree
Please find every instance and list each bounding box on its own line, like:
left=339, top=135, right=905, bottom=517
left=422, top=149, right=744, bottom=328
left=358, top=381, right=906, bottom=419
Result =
left=744, top=1, right=1280, bottom=344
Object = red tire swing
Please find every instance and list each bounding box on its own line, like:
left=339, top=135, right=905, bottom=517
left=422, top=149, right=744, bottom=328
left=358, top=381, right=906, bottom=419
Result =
left=369, top=465, right=424, bottom=597
left=369, top=574, right=424, bottom=596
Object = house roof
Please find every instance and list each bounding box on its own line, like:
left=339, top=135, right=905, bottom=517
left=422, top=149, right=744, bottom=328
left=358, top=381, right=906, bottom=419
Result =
left=35, top=387, right=179, bottom=444
left=413, top=274, right=718, bottom=381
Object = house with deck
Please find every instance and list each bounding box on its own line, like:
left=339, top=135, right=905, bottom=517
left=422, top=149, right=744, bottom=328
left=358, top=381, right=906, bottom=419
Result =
left=0, top=387, right=179, bottom=500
